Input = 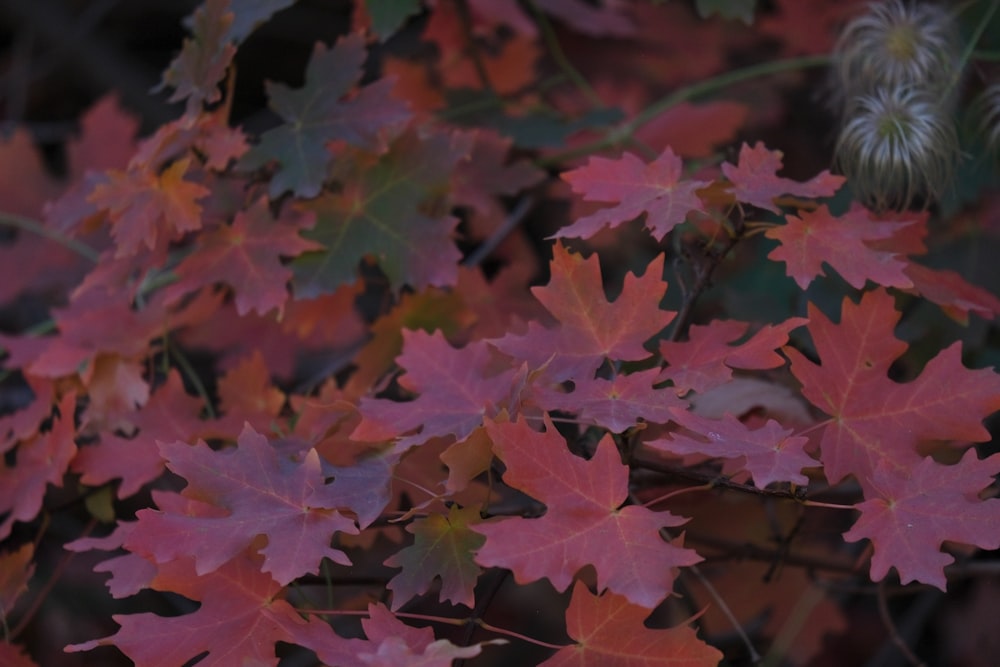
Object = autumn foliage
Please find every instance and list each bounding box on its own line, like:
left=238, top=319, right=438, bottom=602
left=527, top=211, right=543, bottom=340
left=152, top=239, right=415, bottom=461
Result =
left=2, top=0, right=1000, bottom=665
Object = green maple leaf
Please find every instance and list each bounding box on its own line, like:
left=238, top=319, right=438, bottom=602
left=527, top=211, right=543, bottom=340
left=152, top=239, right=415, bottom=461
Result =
left=292, top=129, right=471, bottom=294
left=239, top=33, right=411, bottom=198
left=384, top=506, right=485, bottom=610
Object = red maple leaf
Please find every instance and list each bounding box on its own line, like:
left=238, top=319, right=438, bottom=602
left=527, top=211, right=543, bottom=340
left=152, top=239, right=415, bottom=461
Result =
left=535, top=367, right=684, bottom=432
left=157, top=0, right=235, bottom=112
left=557, top=148, right=709, bottom=241
left=66, top=553, right=364, bottom=667
left=658, top=318, right=807, bottom=394
left=784, top=289, right=1000, bottom=486
left=72, top=370, right=209, bottom=498
left=89, top=157, right=209, bottom=257
left=491, top=242, right=674, bottom=382
left=124, top=424, right=358, bottom=585
left=352, top=330, right=517, bottom=451
left=384, top=505, right=485, bottom=609
left=474, top=415, right=701, bottom=609
left=645, top=411, right=815, bottom=488
left=0, top=393, right=76, bottom=540
left=902, top=262, right=1000, bottom=323
left=540, top=581, right=723, bottom=666
left=765, top=204, right=915, bottom=289
left=843, top=450, right=1000, bottom=589
left=357, top=603, right=502, bottom=666
left=239, top=33, right=411, bottom=198
left=163, top=197, right=321, bottom=317
left=722, top=142, right=844, bottom=213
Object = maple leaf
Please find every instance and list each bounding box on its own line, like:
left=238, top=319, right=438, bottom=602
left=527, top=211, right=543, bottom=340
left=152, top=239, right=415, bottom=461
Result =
left=124, top=424, right=358, bottom=585
left=72, top=370, right=208, bottom=498
left=66, top=553, right=365, bottom=667
left=645, top=411, right=816, bottom=488
left=722, top=142, right=845, bottom=213
left=843, top=450, right=1000, bottom=590
left=239, top=33, right=412, bottom=198
left=88, top=157, right=209, bottom=257
left=491, top=242, right=674, bottom=382
left=226, top=0, right=298, bottom=42
left=0, top=393, right=77, bottom=540
left=784, top=289, right=1000, bottom=486
left=293, top=129, right=470, bottom=294
left=163, top=197, right=321, bottom=316
left=217, top=350, right=287, bottom=431
left=556, top=148, right=709, bottom=241
left=384, top=505, right=485, bottom=610
left=658, top=318, right=807, bottom=395
left=357, top=603, right=503, bottom=666
left=474, top=415, right=701, bottom=609
left=157, top=0, right=235, bottom=112
left=902, top=262, right=1000, bottom=323
left=540, top=581, right=723, bottom=666
left=536, top=367, right=684, bottom=432
left=765, top=204, right=915, bottom=289
left=352, top=330, right=517, bottom=451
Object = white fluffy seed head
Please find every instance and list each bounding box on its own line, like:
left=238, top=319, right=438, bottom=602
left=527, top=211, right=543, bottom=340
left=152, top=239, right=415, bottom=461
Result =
left=833, top=0, right=961, bottom=109
left=834, top=86, right=960, bottom=211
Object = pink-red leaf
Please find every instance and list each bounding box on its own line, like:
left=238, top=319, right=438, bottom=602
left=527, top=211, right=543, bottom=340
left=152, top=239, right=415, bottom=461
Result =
left=352, top=330, right=517, bottom=451
left=491, top=242, right=673, bottom=382
left=536, top=367, right=684, bottom=432
left=785, top=289, right=1000, bottom=486
left=658, top=318, right=807, bottom=394
left=65, top=554, right=363, bottom=667
left=722, top=142, right=844, bottom=213
left=474, top=415, right=700, bottom=608
left=557, top=149, right=709, bottom=241
left=765, top=204, right=915, bottom=289
left=540, top=581, right=723, bottom=666
left=124, top=424, right=358, bottom=584
left=163, top=197, right=320, bottom=316
left=844, top=450, right=1000, bottom=590
left=645, top=411, right=815, bottom=488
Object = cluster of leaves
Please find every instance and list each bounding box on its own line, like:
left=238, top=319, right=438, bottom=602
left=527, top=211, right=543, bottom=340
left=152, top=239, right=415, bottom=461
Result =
left=1, top=0, right=1000, bottom=665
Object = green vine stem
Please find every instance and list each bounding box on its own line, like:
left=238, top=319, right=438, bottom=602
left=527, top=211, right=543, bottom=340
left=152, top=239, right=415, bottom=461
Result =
left=0, top=211, right=100, bottom=262
left=539, top=53, right=832, bottom=166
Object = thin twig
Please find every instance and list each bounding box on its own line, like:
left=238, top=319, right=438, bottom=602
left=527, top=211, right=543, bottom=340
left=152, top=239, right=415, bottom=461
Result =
left=461, top=195, right=535, bottom=267
left=455, top=569, right=509, bottom=667
left=10, top=517, right=97, bottom=640
left=686, top=563, right=761, bottom=663
left=874, top=580, right=926, bottom=667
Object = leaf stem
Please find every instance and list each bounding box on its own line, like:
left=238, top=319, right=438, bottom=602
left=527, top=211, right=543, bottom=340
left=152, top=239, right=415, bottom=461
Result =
left=0, top=210, right=100, bottom=262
